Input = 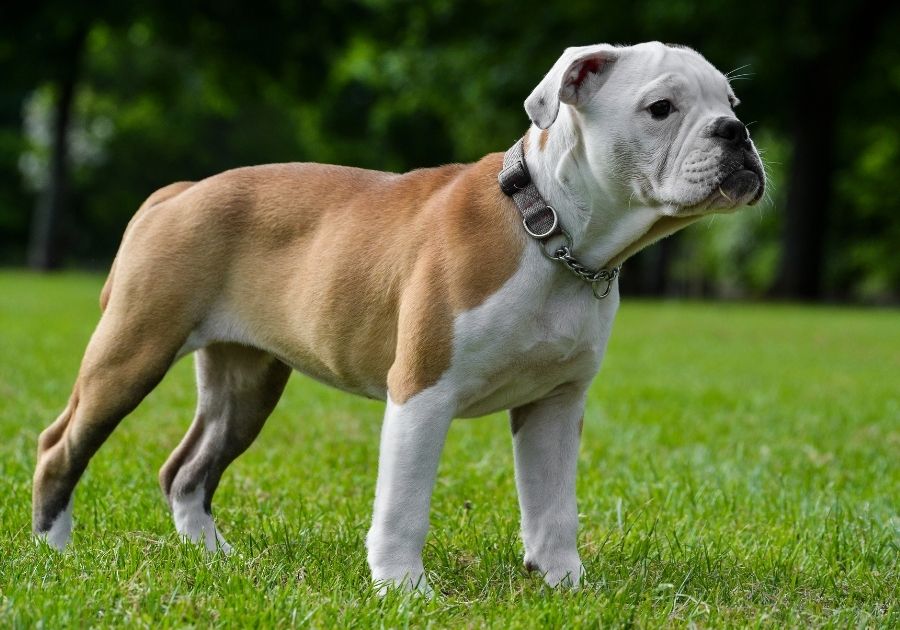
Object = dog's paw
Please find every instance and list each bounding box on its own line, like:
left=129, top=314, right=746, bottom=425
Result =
left=34, top=500, right=73, bottom=551
left=371, top=569, right=433, bottom=598
left=172, top=490, right=233, bottom=554
left=177, top=525, right=233, bottom=554
left=525, top=554, right=585, bottom=589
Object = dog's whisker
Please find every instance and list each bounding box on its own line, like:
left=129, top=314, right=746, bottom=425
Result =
left=725, top=63, right=752, bottom=77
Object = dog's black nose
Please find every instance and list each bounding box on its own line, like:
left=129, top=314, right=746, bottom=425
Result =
left=712, top=117, right=749, bottom=147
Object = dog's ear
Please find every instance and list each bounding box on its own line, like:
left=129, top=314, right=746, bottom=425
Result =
left=524, top=45, right=618, bottom=129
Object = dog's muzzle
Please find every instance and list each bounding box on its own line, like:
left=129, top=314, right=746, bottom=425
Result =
left=712, top=116, right=765, bottom=206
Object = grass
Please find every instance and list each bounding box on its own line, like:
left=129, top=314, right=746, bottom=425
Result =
left=0, top=270, right=897, bottom=628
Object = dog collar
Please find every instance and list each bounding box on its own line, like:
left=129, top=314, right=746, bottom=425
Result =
left=498, top=138, right=621, bottom=299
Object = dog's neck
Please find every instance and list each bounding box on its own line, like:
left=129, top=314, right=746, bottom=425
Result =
left=523, top=111, right=695, bottom=271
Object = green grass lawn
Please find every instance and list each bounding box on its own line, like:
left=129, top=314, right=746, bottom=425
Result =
left=0, top=271, right=897, bottom=628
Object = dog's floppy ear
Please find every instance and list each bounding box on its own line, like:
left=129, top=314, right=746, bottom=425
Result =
left=524, top=45, right=618, bottom=129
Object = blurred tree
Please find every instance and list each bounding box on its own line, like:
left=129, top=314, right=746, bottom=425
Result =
left=767, top=0, right=897, bottom=299
left=26, top=25, right=86, bottom=270
left=0, top=0, right=897, bottom=300
left=1, top=5, right=90, bottom=269
left=2, top=0, right=359, bottom=265
left=2, top=2, right=142, bottom=269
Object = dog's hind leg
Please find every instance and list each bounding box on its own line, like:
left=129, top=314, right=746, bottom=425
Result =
left=159, top=343, right=290, bottom=552
left=32, top=305, right=188, bottom=550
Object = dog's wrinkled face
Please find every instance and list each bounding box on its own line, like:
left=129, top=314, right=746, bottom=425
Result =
left=526, top=42, right=765, bottom=216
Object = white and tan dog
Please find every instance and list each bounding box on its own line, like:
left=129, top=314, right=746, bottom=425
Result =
left=33, top=42, right=764, bottom=593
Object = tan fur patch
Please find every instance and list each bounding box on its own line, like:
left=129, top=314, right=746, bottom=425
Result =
left=387, top=258, right=455, bottom=403
left=103, top=155, right=524, bottom=405
left=538, top=129, right=549, bottom=151
left=100, top=181, right=195, bottom=311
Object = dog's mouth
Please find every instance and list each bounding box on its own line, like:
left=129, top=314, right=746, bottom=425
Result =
left=717, top=167, right=763, bottom=203
left=682, top=150, right=765, bottom=214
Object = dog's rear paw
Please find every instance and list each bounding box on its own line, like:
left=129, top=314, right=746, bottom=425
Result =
left=34, top=500, right=73, bottom=551
left=525, top=554, right=585, bottom=589
left=172, top=488, right=233, bottom=554
left=372, top=571, right=433, bottom=598
left=177, top=526, right=233, bottom=554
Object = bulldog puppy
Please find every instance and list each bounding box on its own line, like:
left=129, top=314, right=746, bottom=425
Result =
left=32, top=42, right=764, bottom=594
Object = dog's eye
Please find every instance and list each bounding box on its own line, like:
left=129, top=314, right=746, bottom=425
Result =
left=648, top=100, right=673, bottom=119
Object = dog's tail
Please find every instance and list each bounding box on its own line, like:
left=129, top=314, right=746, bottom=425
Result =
left=99, top=181, right=196, bottom=312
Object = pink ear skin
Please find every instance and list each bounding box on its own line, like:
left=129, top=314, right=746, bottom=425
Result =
left=525, top=46, right=618, bottom=130
left=571, top=58, right=604, bottom=89
left=560, top=56, right=613, bottom=106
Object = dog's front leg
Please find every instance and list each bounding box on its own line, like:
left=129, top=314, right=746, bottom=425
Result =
left=509, top=383, right=589, bottom=588
left=366, top=391, right=453, bottom=595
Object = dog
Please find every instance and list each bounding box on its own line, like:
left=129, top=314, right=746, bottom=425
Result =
left=32, top=42, right=764, bottom=593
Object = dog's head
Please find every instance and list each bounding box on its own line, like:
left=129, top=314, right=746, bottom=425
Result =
left=525, top=42, right=764, bottom=216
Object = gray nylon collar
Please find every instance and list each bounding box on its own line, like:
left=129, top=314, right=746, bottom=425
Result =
left=498, top=138, right=562, bottom=239
left=498, top=137, right=621, bottom=299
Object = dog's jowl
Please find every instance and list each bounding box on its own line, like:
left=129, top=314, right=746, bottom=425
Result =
left=32, top=42, right=763, bottom=593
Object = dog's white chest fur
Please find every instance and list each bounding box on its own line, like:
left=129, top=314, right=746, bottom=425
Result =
left=446, top=247, right=619, bottom=418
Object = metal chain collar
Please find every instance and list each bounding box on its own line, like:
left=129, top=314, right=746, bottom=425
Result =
left=499, top=138, right=621, bottom=300
left=541, top=230, right=621, bottom=299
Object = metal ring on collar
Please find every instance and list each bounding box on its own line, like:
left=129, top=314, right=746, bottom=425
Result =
left=591, top=277, right=615, bottom=299
left=522, top=205, right=559, bottom=239
left=539, top=228, right=572, bottom=260
left=591, top=267, right=620, bottom=299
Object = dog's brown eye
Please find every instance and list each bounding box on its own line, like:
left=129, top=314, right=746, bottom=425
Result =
left=648, top=100, right=672, bottom=119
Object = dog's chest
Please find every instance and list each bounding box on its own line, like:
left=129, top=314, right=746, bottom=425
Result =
left=449, top=258, right=619, bottom=417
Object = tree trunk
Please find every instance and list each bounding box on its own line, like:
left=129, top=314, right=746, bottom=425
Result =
left=774, top=56, right=836, bottom=300
left=774, top=0, right=894, bottom=300
left=620, top=235, right=678, bottom=297
left=649, top=234, right=677, bottom=296
left=27, top=33, right=84, bottom=270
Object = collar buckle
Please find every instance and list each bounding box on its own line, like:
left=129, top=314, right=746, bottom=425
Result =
left=498, top=159, right=531, bottom=196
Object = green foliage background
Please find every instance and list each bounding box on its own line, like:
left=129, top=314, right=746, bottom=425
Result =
left=1, top=1, right=898, bottom=300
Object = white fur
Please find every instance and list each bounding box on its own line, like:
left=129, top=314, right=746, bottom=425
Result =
left=526, top=42, right=760, bottom=269
left=366, top=394, right=451, bottom=596
left=37, top=499, right=72, bottom=551
left=365, top=244, right=619, bottom=590
left=364, top=42, right=763, bottom=591
left=511, top=387, right=587, bottom=587
left=177, top=299, right=256, bottom=360
left=172, top=486, right=232, bottom=554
